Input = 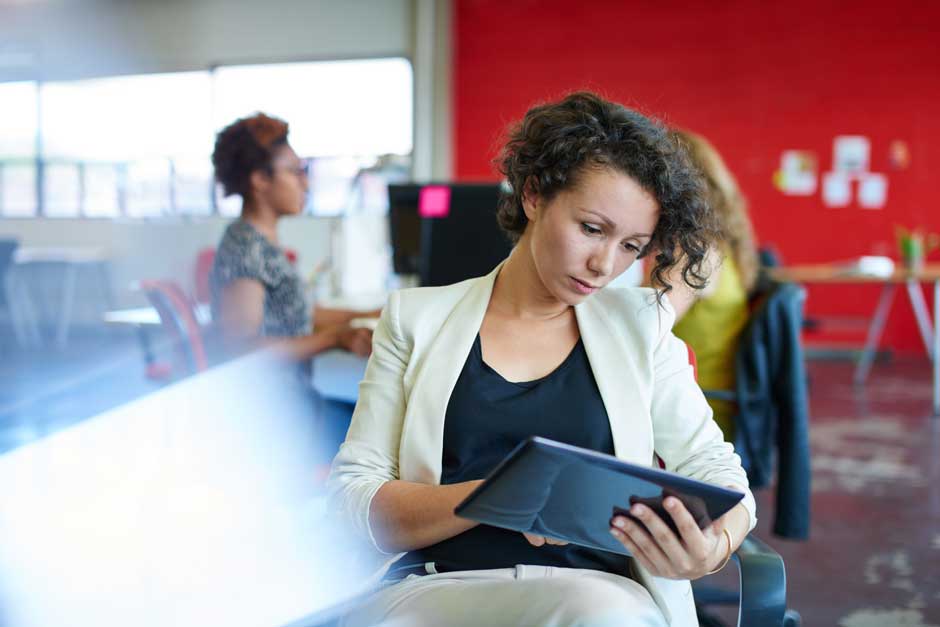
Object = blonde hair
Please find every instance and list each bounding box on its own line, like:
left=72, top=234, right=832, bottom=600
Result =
left=673, top=130, right=759, bottom=293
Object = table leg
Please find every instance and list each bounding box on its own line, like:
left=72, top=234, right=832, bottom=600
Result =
left=933, top=280, right=939, bottom=417
left=4, top=271, right=28, bottom=347
left=906, top=280, right=934, bottom=359
left=8, top=267, right=42, bottom=347
left=56, top=262, right=78, bottom=349
left=854, top=283, right=897, bottom=386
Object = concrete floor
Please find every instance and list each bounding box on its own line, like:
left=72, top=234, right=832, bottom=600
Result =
left=707, top=359, right=940, bottom=626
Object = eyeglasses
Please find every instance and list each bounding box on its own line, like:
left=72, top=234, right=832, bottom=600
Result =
left=272, top=160, right=310, bottom=179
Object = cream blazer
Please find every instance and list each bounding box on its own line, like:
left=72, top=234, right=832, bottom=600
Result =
left=328, top=262, right=757, bottom=627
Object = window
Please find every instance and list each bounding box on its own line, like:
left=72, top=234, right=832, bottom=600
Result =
left=0, top=58, right=413, bottom=218
left=212, top=58, right=414, bottom=216
left=0, top=81, right=38, bottom=217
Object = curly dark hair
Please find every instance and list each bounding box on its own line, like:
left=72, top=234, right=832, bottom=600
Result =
left=495, top=92, right=717, bottom=299
left=212, top=113, right=290, bottom=198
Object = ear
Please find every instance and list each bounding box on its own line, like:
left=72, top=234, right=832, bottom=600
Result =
left=249, top=169, right=271, bottom=197
left=521, top=177, right=540, bottom=223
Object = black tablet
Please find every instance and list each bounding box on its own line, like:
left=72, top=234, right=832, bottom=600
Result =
left=454, top=436, right=745, bottom=556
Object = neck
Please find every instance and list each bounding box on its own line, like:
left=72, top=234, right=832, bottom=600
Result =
left=241, top=201, right=279, bottom=244
left=490, top=234, right=571, bottom=321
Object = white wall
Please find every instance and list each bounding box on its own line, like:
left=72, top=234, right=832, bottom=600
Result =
left=0, top=0, right=449, bottom=325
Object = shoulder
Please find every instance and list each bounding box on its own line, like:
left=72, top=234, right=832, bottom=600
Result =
left=212, top=222, right=272, bottom=283
left=382, top=276, right=483, bottom=344
left=588, top=286, right=677, bottom=348
left=593, top=286, right=675, bottom=326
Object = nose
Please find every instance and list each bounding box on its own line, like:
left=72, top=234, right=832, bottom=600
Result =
left=587, top=242, right=617, bottom=278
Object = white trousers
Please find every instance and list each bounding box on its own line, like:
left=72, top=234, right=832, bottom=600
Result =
left=341, top=565, right=668, bottom=627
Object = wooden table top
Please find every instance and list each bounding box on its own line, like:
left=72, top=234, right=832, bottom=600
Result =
left=769, top=263, right=940, bottom=284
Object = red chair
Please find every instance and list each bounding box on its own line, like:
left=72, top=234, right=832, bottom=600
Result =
left=193, top=247, right=216, bottom=305
left=140, top=279, right=208, bottom=376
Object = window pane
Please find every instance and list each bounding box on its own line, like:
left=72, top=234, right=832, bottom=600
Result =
left=212, top=59, right=413, bottom=158
left=84, top=164, right=120, bottom=217
left=308, top=156, right=372, bottom=217
left=172, top=157, right=212, bottom=216
left=1, top=163, right=37, bottom=217
left=43, top=163, right=81, bottom=217
left=0, top=82, right=38, bottom=159
left=126, top=160, right=170, bottom=217
left=40, top=72, right=212, bottom=162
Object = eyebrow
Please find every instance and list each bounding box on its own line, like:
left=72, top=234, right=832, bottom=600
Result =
left=582, top=210, right=652, bottom=239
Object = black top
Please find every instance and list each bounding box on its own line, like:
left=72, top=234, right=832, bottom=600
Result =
left=400, top=333, right=631, bottom=575
left=209, top=220, right=309, bottom=337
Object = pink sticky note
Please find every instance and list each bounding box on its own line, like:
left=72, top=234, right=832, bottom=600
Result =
left=418, top=185, right=451, bottom=218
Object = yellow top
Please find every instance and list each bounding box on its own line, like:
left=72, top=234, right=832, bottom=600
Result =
left=673, top=254, right=749, bottom=440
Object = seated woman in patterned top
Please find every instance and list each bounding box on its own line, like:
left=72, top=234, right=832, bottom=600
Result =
left=209, top=113, right=377, bottom=361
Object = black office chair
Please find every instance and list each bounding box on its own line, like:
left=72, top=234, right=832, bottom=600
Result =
left=692, top=277, right=810, bottom=626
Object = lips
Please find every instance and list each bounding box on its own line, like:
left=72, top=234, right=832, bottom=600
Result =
left=570, top=277, right=598, bottom=295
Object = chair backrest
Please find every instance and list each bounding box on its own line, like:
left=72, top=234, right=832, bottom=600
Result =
left=193, top=247, right=216, bottom=305
left=141, top=279, right=208, bottom=375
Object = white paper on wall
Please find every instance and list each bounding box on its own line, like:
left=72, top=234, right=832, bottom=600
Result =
left=774, top=150, right=818, bottom=196
left=833, top=136, right=870, bottom=178
left=858, top=173, right=888, bottom=209
left=822, top=171, right=852, bottom=208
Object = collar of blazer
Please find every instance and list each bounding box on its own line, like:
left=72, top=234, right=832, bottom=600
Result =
left=397, top=260, right=656, bottom=486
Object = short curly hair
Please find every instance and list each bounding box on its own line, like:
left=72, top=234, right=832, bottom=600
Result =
left=495, top=92, right=717, bottom=298
left=212, top=113, right=290, bottom=198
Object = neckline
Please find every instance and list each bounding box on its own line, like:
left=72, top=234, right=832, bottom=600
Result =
left=474, top=334, right=582, bottom=388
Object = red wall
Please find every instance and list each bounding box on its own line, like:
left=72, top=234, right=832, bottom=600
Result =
left=453, top=0, right=940, bottom=353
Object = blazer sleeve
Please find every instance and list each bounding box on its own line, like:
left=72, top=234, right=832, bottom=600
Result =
left=326, top=290, right=411, bottom=553
left=649, top=302, right=758, bottom=533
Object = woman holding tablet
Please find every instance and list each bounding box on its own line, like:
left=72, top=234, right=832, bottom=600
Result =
left=329, top=93, right=756, bottom=627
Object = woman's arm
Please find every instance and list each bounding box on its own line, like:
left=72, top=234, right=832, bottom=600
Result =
left=612, top=300, right=757, bottom=579
left=217, top=279, right=371, bottom=360
left=368, top=479, right=483, bottom=553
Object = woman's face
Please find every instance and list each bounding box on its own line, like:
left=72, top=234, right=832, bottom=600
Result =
left=259, top=144, right=309, bottom=216
left=522, top=166, right=659, bottom=306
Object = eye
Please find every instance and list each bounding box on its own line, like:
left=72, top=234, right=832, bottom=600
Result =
left=623, top=242, right=641, bottom=253
left=581, top=223, right=602, bottom=236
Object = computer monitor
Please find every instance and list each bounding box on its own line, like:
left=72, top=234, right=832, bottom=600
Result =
left=387, top=184, right=423, bottom=275
left=387, top=183, right=513, bottom=287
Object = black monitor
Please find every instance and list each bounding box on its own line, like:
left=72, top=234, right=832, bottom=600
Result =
left=388, top=184, right=423, bottom=275
left=387, top=183, right=513, bottom=287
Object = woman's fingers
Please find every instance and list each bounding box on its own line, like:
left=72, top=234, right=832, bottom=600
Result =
left=522, top=532, right=568, bottom=547
left=626, top=504, right=689, bottom=568
left=663, top=497, right=713, bottom=562
left=611, top=513, right=672, bottom=576
left=523, top=532, right=545, bottom=546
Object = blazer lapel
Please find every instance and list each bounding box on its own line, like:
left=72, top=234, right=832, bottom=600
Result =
left=398, top=263, right=504, bottom=484
left=575, top=294, right=654, bottom=464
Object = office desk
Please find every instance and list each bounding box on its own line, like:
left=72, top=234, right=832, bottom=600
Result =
left=9, top=246, right=113, bottom=348
left=0, top=353, right=371, bottom=627
left=770, top=263, right=940, bottom=416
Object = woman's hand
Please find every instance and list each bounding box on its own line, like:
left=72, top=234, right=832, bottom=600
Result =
left=609, top=496, right=729, bottom=580
left=522, top=532, right=569, bottom=547
left=336, top=325, right=373, bottom=357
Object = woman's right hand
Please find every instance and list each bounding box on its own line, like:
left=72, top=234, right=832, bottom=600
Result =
left=335, top=325, right=373, bottom=357
left=523, top=532, right=569, bottom=547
